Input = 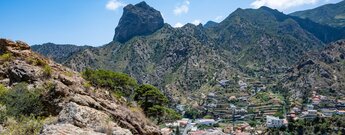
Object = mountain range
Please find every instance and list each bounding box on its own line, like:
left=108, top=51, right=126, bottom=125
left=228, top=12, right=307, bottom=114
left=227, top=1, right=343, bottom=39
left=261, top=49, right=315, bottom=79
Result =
left=31, top=1, right=345, bottom=106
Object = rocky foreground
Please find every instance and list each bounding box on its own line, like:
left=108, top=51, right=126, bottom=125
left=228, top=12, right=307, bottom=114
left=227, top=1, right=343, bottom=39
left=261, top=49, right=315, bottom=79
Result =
left=0, top=39, right=161, bottom=135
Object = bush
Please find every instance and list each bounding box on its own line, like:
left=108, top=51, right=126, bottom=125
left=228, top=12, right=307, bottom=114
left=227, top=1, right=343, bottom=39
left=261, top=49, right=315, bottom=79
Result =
left=135, top=84, right=168, bottom=111
left=26, top=57, right=47, bottom=66
left=43, top=65, right=52, bottom=77
left=1, top=83, right=44, bottom=117
left=203, top=115, right=213, bottom=119
left=3, top=115, right=44, bottom=135
left=82, top=69, right=138, bottom=97
left=0, top=53, right=12, bottom=62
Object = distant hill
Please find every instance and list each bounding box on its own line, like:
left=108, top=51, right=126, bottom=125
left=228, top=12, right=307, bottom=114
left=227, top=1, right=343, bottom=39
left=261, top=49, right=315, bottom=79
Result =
left=31, top=43, right=92, bottom=63
left=291, top=0, right=345, bottom=27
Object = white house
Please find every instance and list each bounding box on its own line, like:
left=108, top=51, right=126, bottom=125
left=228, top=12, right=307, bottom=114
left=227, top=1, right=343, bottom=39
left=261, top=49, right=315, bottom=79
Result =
left=302, top=110, right=318, bottom=119
left=337, top=110, right=345, bottom=115
left=321, top=109, right=335, bottom=117
left=266, top=116, right=286, bottom=128
left=306, top=104, right=314, bottom=110
left=196, top=119, right=216, bottom=126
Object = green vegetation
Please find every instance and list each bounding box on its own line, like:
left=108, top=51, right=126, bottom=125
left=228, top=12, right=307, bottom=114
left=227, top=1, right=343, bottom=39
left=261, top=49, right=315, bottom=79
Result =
left=43, top=64, right=52, bottom=77
left=184, top=108, right=202, bottom=120
left=0, top=53, right=12, bottom=62
left=82, top=69, right=181, bottom=124
left=82, top=69, right=138, bottom=98
left=272, top=115, right=345, bottom=134
left=0, top=83, right=44, bottom=117
left=26, top=57, right=47, bottom=66
left=135, top=84, right=181, bottom=124
left=0, top=83, right=48, bottom=135
left=2, top=115, right=44, bottom=135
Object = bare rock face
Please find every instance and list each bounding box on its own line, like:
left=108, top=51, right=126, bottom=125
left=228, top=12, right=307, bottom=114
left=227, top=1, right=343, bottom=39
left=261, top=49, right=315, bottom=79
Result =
left=41, top=124, right=105, bottom=135
left=113, top=1, right=164, bottom=43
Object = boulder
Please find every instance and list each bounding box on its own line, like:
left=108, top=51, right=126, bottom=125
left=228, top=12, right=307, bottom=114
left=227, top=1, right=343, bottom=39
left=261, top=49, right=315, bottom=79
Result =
left=8, top=63, right=37, bottom=84
left=58, top=102, right=113, bottom=129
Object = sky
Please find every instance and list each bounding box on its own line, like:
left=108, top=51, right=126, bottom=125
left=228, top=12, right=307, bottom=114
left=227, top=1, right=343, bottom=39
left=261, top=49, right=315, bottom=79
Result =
left=0, top=0, right=342, bottom=46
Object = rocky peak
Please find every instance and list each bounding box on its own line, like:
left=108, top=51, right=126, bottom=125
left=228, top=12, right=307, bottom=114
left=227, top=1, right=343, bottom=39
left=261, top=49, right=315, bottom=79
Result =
left=113, top=1, right=164, bottom=43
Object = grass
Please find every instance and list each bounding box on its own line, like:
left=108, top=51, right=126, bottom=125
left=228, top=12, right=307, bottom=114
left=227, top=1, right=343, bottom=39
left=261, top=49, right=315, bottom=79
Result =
left=2, top=115, right=44, bottom=135
left=26, top=57, right=47, bottom=66
left=43, top=65, right=52, bottom=77
left=0, top=53, right=12, bottom=62
left=63, top=71, right=74, bottom=77
left=83, top=82, right=92, bottom=90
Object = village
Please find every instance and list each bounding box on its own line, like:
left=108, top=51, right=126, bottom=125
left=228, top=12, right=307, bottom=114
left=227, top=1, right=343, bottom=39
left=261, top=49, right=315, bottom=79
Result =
left=160, top=77, right=345, bottom=135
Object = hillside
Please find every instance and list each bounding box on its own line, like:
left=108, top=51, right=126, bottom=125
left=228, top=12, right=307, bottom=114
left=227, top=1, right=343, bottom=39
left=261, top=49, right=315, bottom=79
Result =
left=31, top=43, right=92, bottom=63
left=62, top=3, right=337, bottom=106
left=0, top=39, right=161, bottom=135
left=291, top=0, right=345, bottom=27
left=283, top=40, right=345, bottom=102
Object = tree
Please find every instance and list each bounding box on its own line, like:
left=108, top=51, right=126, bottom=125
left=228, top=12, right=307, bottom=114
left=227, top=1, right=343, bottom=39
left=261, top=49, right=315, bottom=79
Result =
left=82, top=69, right=138, bottom=98
left=134, top=84, right=180, bottom=123
left=0, top=83, right=44, bottom=117
left=175, top=126, right=181, bottom=135
left=135, top=84, right=168, bottom=112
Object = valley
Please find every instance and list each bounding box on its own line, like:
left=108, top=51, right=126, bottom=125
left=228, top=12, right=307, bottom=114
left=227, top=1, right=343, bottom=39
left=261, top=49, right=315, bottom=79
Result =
left=2, top=0, right=345, bottom=134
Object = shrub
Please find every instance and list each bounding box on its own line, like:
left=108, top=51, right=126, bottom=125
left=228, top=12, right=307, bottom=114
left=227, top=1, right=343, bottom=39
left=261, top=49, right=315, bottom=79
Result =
left=2, top=83, right=44, bottom=117
left=0, top=53, right=12, bottom=62
left=26, top=57, right=47, bottom=66
left=203, top=115, right=213, bottom=119
left=0, top=84, right=9, bottom=101
left=82, top=69, right=138, bottom=97
left=0, top=103, right=7, bottom=123
left=83, top=82, right=92, bottom=90
left=43, top=65, right=52, bottom=77
left=3, top=115, right=44, bottom=135
left=63, top=71, right=73, bottom=77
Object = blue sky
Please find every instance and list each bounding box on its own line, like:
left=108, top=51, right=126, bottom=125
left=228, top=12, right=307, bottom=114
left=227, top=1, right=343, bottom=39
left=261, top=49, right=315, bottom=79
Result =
left=0, top=0, right=342, bottom=46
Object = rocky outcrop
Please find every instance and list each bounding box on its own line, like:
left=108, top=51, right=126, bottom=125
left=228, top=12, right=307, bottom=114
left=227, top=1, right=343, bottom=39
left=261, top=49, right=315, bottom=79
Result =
left=113, top=1, right=164, bottom=43
left=283, top=40, right=345, bottom=101
left=0, top=39, right=161, bottom=135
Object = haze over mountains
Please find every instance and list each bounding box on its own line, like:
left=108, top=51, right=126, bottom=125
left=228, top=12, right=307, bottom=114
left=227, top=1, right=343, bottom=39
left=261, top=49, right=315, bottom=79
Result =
left=32, top=1, right=345, bottom=105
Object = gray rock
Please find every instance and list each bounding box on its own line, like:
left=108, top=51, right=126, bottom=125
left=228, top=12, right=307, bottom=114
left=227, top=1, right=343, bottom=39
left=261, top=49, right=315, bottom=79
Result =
left=58, top=74, right=75, bottom=86
left=8, top=63, right=37, bottom=84
left=40, top=123, right=105, bottom=135
left=58, top=102, right=112, bottom=129
left=112, top=127, right=132, bottom=135
left=113, top=1, right=164, bottom=43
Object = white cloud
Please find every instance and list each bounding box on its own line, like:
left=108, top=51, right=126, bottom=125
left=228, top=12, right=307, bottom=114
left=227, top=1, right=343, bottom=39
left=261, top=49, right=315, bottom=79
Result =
left=174, top=22, right=184, bottom=28
left=192, top=19, right=202, bottom=25
left=251, top=0, right=319, bottom=10
left=174, top=0, right=190, bottom=15
left=215, top=16, right=223, bottom=22
left=106, top=0, right=126, bottom=11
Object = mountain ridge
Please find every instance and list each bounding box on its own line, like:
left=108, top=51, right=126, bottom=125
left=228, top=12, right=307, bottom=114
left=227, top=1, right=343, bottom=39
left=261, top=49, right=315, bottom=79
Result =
left=30, top=1, right=345, bottom=106
left=290, top=0, right=345, bottom=27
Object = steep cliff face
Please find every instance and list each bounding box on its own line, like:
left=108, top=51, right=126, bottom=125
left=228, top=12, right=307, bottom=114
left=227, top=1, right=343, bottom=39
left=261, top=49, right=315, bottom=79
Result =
left=0, top=39, right=161, bottom=135
left=113, top=1, right=164, bottom=43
